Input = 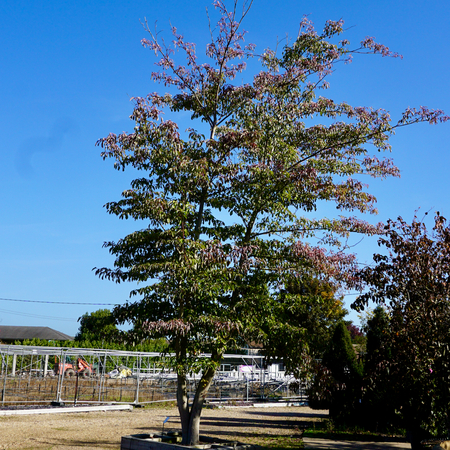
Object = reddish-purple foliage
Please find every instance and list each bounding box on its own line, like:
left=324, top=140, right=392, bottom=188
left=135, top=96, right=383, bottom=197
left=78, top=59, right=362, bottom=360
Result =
left=346, top=322, right=364, bottom=339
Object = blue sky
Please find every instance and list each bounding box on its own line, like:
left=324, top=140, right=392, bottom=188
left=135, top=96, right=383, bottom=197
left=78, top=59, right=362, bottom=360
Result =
left=1, top=0, right=449, bottom=337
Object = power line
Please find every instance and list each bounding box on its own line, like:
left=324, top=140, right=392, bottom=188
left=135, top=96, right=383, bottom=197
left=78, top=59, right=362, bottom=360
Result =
left=0, top=308, right=76, bottom=322
left=0, top=297, right=119, bottom=306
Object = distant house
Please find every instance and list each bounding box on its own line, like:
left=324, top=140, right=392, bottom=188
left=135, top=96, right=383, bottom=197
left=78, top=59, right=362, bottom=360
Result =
left=0, top=326, right=73, bottom=343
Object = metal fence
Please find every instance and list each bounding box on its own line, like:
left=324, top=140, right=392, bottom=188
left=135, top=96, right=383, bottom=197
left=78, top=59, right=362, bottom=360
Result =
left=0, top=344, right=302, bottom=406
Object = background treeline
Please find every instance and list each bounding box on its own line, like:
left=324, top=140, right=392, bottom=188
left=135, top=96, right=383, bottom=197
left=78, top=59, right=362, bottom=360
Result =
left=10, top=337, right=168, bottom=353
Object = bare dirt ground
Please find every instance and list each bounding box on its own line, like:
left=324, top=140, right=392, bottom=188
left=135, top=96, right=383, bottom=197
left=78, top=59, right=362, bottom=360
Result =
left=0, top=405, right=327, bottom=450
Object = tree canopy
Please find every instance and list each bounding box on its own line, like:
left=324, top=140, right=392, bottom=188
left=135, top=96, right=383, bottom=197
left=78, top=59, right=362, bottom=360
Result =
left=95, top=1, right=447, bottom=444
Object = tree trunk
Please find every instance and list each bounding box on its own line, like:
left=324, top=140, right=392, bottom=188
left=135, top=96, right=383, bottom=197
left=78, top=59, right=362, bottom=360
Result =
left=178, top=353, right=222, bottom=446
left=177, top=371, right=190, bottom=443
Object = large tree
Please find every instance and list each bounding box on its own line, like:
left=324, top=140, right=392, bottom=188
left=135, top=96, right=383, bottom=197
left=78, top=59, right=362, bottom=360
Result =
left=95, top=1, right=447, bottom=444
left=354, top=213, right=450, bottom=447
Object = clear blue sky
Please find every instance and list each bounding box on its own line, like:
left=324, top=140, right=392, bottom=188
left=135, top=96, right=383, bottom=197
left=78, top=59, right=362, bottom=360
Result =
left=1, top=0, right=449, bottom=337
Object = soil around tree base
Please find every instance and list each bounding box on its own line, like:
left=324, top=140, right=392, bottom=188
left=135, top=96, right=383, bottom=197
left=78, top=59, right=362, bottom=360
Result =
left=0, top=405, right=327, bottom=449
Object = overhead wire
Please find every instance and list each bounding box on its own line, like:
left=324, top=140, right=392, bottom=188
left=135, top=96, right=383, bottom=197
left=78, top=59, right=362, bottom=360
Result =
left=0, top=297, right=119, bottom=306
left=0, top=297, right=120, bottom=322
left=0, top=308, right=76, bottom=322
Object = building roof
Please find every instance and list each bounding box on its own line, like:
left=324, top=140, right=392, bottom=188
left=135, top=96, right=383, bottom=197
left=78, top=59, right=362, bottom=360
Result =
left=0, top=326, right=73, bottom=342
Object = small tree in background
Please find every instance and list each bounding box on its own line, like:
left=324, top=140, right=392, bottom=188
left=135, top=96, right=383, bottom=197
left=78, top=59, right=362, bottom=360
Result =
left=261, top=277, right=347, bottom=377
left=95, top=0, right=447, bottom=444
left=361, top=306, right=398, bottom=431
left=321, top=322, right=363, bottom=422
left=76, top=309, right=117, bottom=342
left=345, top=321, right=366, bottom=347
left=323, top=322, right=362, bottom=387
left=364, top=306, right=391, bottom=369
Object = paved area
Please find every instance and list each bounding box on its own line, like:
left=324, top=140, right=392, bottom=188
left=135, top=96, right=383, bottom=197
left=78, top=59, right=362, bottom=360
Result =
left=303, top=437, right=410, bottom=449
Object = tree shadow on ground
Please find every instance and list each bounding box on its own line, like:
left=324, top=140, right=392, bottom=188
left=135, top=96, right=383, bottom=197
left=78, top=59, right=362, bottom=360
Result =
left=197, top=429, right=301, bottom=440
left=135, top=415, right=297, bottom=433
left=133, top=408, right=324, bottom=441
left=200, top=416, right=295, bottom=429
left=245, top=410, right=328, bottom=419
left=41, top=438, right=118, bottom=448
